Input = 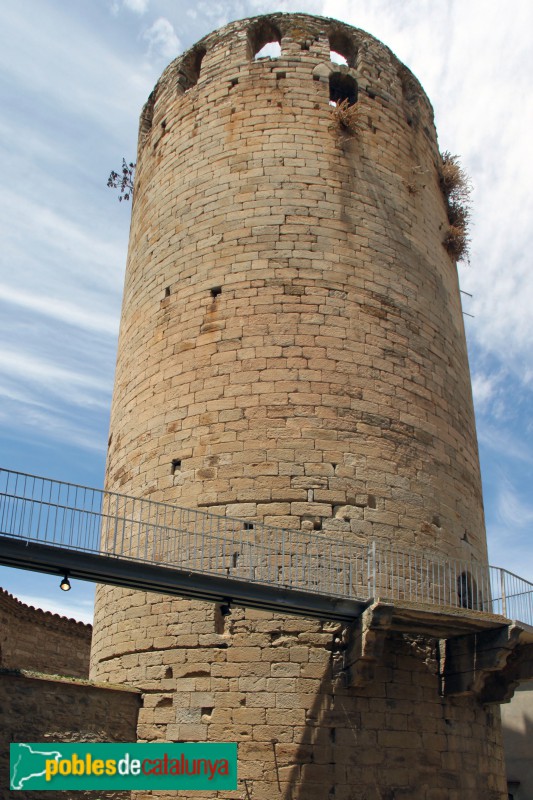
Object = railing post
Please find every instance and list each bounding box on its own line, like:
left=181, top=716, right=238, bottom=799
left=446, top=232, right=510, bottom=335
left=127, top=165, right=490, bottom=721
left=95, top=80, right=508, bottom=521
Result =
left=500, top=568, right=507, bottom=617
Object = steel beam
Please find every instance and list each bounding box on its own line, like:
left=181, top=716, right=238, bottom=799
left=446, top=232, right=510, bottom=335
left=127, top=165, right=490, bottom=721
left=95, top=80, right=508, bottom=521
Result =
left=0, top=535, right=368, bottom=622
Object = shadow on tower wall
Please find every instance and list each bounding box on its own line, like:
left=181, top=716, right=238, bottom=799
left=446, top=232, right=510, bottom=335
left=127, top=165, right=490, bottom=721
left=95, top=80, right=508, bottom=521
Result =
left=252, top=628, right=507, bottom=800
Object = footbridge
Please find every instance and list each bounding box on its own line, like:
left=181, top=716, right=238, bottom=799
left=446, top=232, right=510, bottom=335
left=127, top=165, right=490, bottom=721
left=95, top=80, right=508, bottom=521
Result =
left=3, top=467, right=533, bottom=700
left=1, top=467, right=532, bottom=632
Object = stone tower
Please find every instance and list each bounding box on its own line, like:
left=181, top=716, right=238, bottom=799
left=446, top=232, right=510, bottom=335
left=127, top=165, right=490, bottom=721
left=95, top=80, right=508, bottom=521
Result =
left=90, top=14, right=507, bottom=799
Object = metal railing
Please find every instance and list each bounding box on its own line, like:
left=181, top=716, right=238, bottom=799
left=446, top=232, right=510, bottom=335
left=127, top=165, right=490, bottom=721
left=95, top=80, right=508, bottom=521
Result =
left=1, top=467, right=532, bottom=625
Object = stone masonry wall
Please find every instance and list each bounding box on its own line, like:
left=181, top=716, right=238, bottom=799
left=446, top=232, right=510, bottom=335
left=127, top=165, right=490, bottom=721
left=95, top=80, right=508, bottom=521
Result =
left=90, top=14, right=504, bottom=800
left=0, top=587, right=91, bottom=677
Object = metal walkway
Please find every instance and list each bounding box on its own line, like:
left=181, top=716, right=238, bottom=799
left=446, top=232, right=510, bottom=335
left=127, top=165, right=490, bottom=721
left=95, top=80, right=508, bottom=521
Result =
left=1, top=467, right=532, bottom=625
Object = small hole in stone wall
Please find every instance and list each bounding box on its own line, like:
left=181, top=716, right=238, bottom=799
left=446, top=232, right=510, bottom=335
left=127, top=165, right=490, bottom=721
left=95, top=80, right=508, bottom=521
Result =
left=301, top=41, right=310, bottom=51
left=165, top=667, right=173, bottom=679
left=313, top=74, right=320, bottom=82
left=244, top=522, right=254, bottom=531
left=156, top=696, right=173, bottom=708
left=171, top=458, right=182, bottom=474
left=211, top=286, right=222, bottom=298
left=367, top=89, right=376, bottom=99
left=164, top=286, right=170, bottom=298
left=214, top=604, right=225, bottom=634
left=276, top=71, right=286, bottom=80
left=161, top=119, right=167, bottom=130
left=367, top=495, right=376, bottom=509
left=201, top=707, right=214, bottom=718
left=230, top=77, right=239, bottom=87
left=232, top=552, right=240, bottom=568
left=313, top=520, right=322, bottom=531
left=432, top=515, right=441, bottom=527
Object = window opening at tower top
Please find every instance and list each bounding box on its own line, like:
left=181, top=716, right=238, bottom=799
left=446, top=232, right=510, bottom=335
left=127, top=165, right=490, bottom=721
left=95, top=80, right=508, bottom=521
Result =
left=329, top=73, right=358, bottom=106
left=177, top=47, right=205, bottom=92
left=248, top=19, right=281, bottom=60
left=328, top=30, right=357, bottom=67
left=254, top=41, right=281, bottom=59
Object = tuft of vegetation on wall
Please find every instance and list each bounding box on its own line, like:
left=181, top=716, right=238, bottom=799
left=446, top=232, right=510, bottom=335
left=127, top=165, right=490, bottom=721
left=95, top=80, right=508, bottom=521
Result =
left=330, top=98, right=363, bottom=136
left=440, top=151, right=472, bottom=262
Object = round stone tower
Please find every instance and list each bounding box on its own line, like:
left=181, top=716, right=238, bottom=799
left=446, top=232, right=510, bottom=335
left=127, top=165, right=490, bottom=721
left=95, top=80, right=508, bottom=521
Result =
left=91, top=14, right=507, bottom=799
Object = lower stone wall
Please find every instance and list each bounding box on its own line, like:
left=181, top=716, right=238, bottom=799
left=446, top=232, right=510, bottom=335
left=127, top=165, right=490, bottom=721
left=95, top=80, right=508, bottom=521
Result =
left=0, top=587, right=91, bottom=677
left=0, top=669, right=140, bottom=800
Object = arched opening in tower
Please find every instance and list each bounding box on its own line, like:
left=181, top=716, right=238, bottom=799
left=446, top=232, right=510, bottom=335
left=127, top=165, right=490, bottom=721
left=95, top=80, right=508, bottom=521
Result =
left=248, top=20, right=282, bottom=60
left=457, top=571, right=480, bottom=610
left=328, top=29, right=357, bottom=68
left=177, top=46, right=206, bottom=92
left=329, top=73, right=358, bottom=106
left=139, top=90, right=155, bottom=140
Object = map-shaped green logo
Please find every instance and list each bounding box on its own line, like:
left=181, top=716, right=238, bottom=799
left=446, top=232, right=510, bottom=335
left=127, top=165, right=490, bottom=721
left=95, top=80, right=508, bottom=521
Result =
left=11, top=743, right=63, bottom=789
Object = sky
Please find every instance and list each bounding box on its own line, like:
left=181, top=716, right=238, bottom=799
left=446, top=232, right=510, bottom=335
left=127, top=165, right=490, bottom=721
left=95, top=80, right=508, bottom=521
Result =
left=0, top=0, right=532, bottom=624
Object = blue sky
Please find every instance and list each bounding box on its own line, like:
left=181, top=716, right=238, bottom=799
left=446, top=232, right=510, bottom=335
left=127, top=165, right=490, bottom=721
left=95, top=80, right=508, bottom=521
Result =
left=1, top=0, right=532, bottom=623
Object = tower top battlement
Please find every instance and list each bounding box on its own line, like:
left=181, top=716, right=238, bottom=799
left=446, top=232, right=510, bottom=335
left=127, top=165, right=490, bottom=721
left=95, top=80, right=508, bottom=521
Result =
left=139, top=13, right=435, bottom=160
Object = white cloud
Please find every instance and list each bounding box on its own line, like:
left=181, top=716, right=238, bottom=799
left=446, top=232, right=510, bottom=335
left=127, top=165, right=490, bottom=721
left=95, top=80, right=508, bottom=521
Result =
left=497, top=483, right=533, bottom=530
left=0, top=190, right=126, bottom=291
left=486, top=521, right=533, bottom=581
left=477, top=424, right=533, bottom=466
left=486, top=478, right=533, bottom=579
left=3, top=411, right=107, bottom=455
left=0, top=349, right=110, bottom=408
left=0, top=284, right=119, bottom=336
left=124, top=0, right=150, bottom=13
left=143, top=17, right=181, bottom=60
left=472, top=372, right=497, bottom=411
